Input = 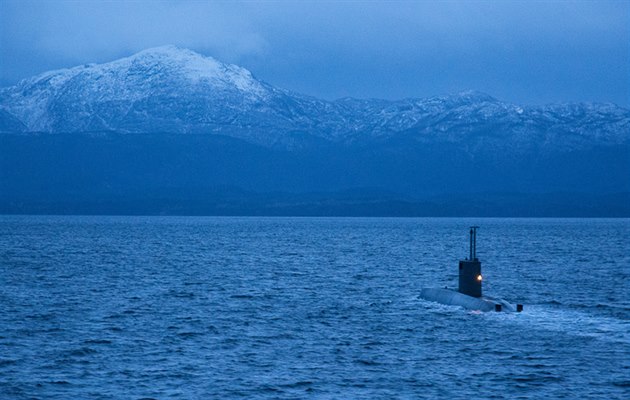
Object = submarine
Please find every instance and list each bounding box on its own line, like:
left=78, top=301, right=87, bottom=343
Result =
left=420, top=227, right=523, bottom=312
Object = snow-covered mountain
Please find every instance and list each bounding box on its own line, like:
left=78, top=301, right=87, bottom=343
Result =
left=1, top=46, right=629, bottom=216
left=1, top=45, right=628, bottom=150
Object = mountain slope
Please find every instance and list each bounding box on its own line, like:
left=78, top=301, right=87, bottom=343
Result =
left=1, top=46, right=628, bottom=150
left=0, top=46, right=350, bottom=146
left=1, top=132, right=628, bottom=216
left=0, top=46, right=629, bottom=216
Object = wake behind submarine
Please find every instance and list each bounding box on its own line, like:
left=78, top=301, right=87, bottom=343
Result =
left=420, top=227, right=523, bottom=312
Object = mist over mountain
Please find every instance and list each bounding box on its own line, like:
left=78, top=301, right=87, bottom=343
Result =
left=1, top=46, right=628, bottom=216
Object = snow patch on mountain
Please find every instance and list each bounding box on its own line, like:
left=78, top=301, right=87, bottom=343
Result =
left=1, top=46, right=628, bottom=150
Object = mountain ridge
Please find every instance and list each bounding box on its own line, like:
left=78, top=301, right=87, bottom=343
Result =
left=1, top=46, right=629, bottom=216
left=1, top=46, right=628, bottom=150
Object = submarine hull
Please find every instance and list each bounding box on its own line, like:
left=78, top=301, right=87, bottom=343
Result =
left=420, top=288, right=516, bottom=312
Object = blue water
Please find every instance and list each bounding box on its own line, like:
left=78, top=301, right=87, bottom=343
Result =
left=1, top=216, right=629, bottom=399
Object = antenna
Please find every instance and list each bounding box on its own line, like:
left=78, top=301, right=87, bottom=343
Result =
left=469, top=226, right=479, bottom=261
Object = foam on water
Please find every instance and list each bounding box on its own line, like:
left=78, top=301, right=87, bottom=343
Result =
left=420, top=296, right=630, bottom=344
left=495, top=305, right=630, bottom=345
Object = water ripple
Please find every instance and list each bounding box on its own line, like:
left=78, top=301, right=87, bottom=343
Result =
left=0, top=216, right=628, bottom=399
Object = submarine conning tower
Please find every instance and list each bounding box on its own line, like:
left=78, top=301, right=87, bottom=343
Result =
left=459, top=226, right=482, bottom=298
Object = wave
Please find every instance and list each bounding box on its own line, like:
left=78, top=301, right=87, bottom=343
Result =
left=489, top=304, right=630, bottom=344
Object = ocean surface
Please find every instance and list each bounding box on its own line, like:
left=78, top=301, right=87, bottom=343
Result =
left=1, top=216, right=628, bottom=399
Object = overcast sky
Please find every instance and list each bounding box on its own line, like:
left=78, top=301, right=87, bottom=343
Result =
left=1, top=0, right=628, bottom=106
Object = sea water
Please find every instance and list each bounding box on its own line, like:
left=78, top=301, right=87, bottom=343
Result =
left=1, top=216, right=628, bottom=399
